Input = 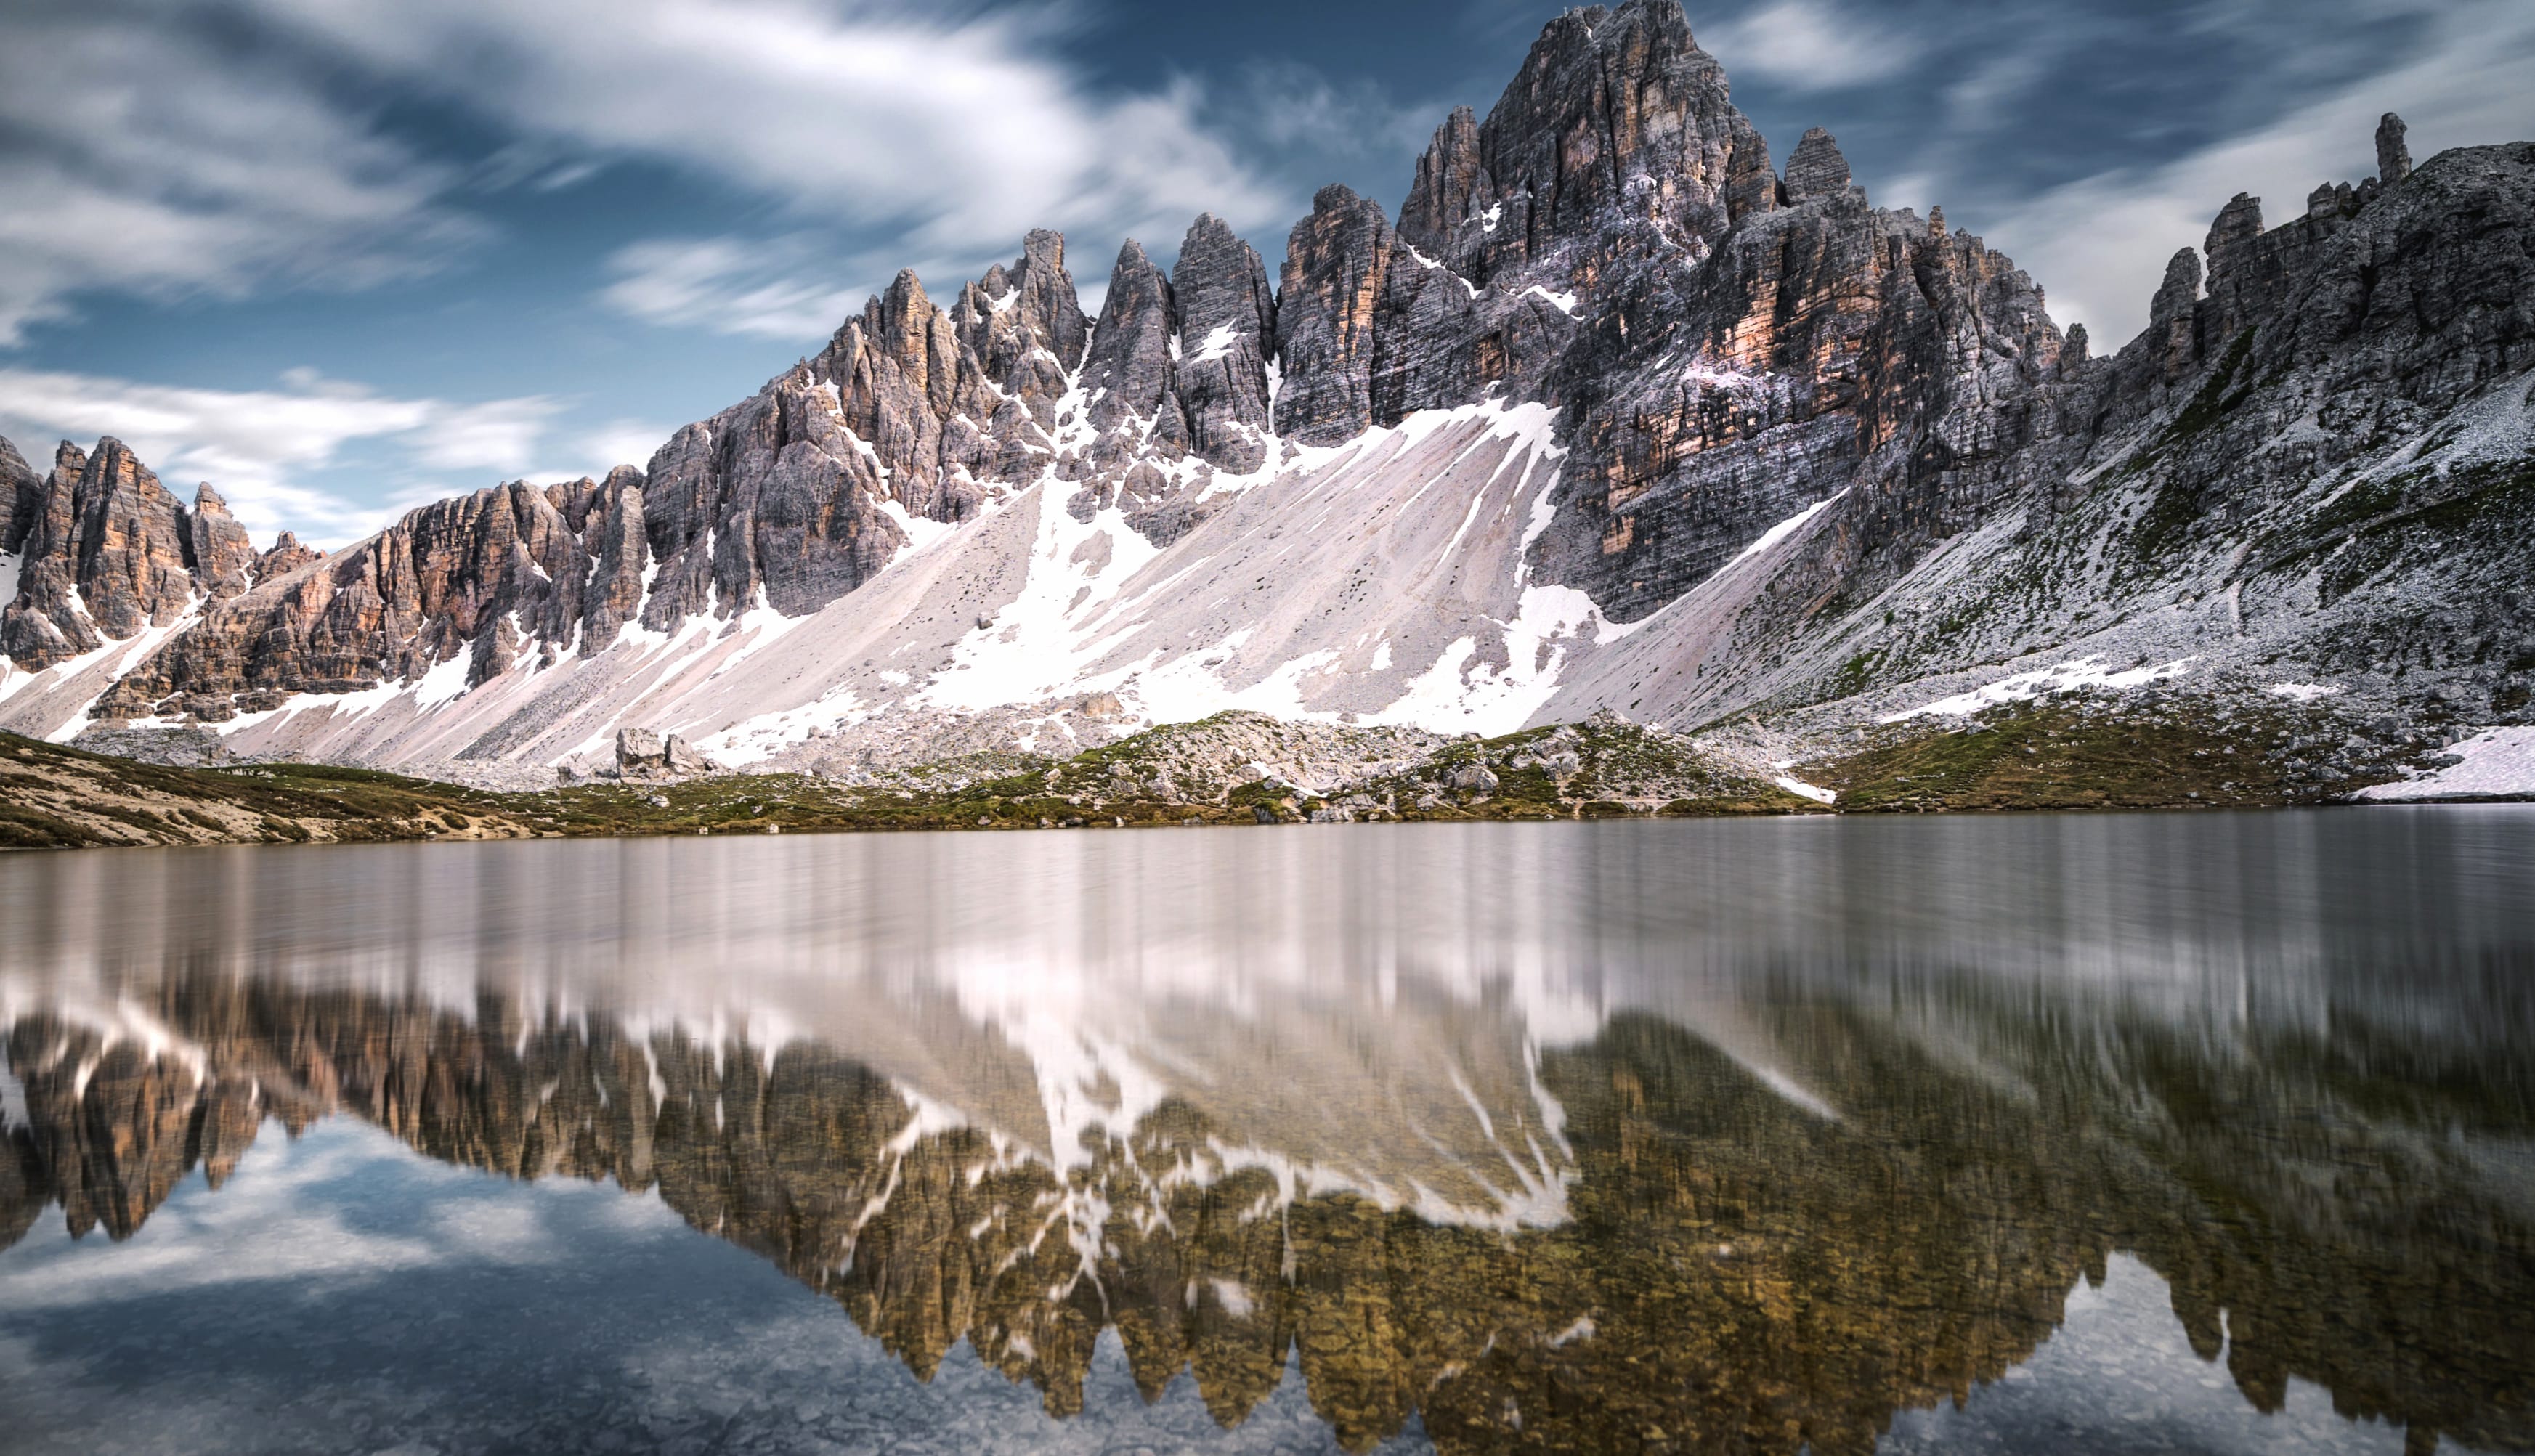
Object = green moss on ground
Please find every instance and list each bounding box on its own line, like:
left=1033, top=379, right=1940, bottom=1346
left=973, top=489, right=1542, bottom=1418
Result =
left=6, top=682, right=2445, bottom=853
left=1817, top=698, right=2335, bottom=812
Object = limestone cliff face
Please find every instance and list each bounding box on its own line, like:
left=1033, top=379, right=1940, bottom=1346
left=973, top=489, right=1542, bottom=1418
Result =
left=1169, top=213, right=1278, bottom=473
left=0, top=439, right=261, bottom=671
left=0, top=436, right=39, bottom=558
left=1273, top=184, right=1395, bottom=447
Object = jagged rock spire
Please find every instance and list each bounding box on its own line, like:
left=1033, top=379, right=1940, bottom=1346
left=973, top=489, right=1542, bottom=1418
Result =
left=2148, top=247, right=2205, bottom=383
left=1169, top=214, right=1277, bottom=473
left=250, top=531, right=324, bottom=587
left=1784, top=126, right=1851, bottom=203
left=2377, top=112, right=2412, bottom=186
left=1080, top=239, right=1183, bottom=454
left=1274, top=185, right=1393, bottom=447
left=1398, top=105, right=1485, bottom=253
left=2203, top=192, right=2264, bottom=285
left=0, top=434, right=37, bottom=557
left=184, top=482, right=256, bottom=601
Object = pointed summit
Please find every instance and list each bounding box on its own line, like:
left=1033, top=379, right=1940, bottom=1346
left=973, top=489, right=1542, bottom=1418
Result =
left=1784, top=126, right=1851, bottom=203
left=1081, top=239, right=1182, bottom=453
left=1169, top=214, right=1277, bottom=473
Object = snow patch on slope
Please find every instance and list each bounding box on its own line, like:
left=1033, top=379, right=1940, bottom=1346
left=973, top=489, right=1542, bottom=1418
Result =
left=1720, top=492, right=1844, bottom=581
left=2359, top=726, right=2535, bottom=801
left=411, top=646, right=474, bottom=708
left=916, top=485, right=1162, bottom=713
left=1883, top=656, right=2197, bottom=723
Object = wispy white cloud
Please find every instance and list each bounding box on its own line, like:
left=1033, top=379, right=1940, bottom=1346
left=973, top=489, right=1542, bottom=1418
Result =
left=1942, top=46, right=2057, bottom=131
left=1700, top=1, right=1925, bottom=93
left=1236, top=60, right=1441, bottom=163
left=0, top=3, right=480, bottom=346
left=600, top=236, right=869, bottom=341
left=0, top=367, right=566, bottom=545
left=249, top=0, right=1296, bottom=338
left=0, top=0, right=1305, bottom=349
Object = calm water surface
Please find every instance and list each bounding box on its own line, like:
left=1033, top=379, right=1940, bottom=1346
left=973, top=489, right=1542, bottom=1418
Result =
left=1, top=810, right=2531, bottom=1455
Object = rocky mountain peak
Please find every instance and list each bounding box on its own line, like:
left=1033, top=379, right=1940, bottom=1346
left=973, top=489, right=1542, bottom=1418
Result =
left=184, top=481, right=256, bottom=601
left=0, top=436, right=200, bottom=668
left=1079, top=238, right=1183, bottom=455
left=1398, top=0, right=1771, bottom=290
left=250, top=531, right=325, bottom=586
left=1783, top=126, right=1851, bottom=203
left=1168, top=213, right=1278, bottom=473
left=1014, top=227, right=1091, bottom=368
left=1397, top=105, right=1485, bottom=256
left=0, top=435, right=36, bottom=556
left=1273, top=184, right=1395, bottom=446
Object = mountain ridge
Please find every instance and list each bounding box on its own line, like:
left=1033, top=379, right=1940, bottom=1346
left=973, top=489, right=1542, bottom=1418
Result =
left=1, top=0, right=2529, bottom=797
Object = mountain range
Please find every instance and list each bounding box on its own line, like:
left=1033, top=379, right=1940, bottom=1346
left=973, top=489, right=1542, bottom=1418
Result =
left=1, top=0, right=2530, bottom=797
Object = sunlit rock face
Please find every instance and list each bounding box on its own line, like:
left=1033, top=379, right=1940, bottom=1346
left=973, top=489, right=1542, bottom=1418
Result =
left=4, top=818, right=2531, bottom=1453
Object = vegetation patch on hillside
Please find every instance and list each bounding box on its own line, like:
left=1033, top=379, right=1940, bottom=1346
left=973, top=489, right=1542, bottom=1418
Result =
left=7, top=686, right=2475, bottom=852
left=1812, top=695, right=2407, bottom=812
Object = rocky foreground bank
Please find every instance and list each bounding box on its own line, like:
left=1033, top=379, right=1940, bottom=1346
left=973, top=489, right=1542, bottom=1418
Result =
left=3, top=688, right=2509, bottom=851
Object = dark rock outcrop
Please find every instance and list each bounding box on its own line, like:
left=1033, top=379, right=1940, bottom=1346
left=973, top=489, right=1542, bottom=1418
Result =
left=2378, top=110, right=2412, bottom=186
left=184, top=484, right=257, bottom=601
left=250, top=532, right=324, bottom=585
left=1079, top=240, right=1184, bottom=460
left=615, top=725, right=713, bottom=778
left=1783, top=126, right=1851, bottom=203
left=1168, top=215, right=1278, bottom=473
left=1273, top=185, right=1394, bottom=446
left=0, top=436, right=38, bottom=558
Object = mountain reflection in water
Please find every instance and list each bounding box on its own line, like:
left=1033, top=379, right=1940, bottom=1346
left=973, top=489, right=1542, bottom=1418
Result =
left=1, top=812, right=2531, bottom=1455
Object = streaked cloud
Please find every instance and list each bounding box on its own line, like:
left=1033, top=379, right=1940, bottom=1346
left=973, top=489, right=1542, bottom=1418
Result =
left=1699, top=1, right=1925, bottom=93
left=600, top=236, right=871, bottom=341
left=252, top=0, right=1297, bottom=333
left=0, top=1, right=480, bottom=346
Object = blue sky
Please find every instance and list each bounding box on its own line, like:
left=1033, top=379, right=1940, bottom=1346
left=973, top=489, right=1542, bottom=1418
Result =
left=1, top=0, right=2528, bottom=547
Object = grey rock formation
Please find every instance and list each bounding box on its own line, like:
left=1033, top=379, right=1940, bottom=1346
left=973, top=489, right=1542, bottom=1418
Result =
left=580, top=466, right=648, bottom=648
left=1274, top=185, right=1394, bottom=446
left=1783, top=127, right=1851, bottom=203
left=1079, top=240, right=1184, bottom=460
left=0, top=436, right=36, bottom=557
left=2378, top=111, right=2412, bottom=185
left=616, top=726, right=714, bottom=779
left=251, top=532, right=324, bottom=585
left=1168, top=214, right=1277, bottom=473
left=1, top=438, right=198, bottom=669
left=184, top=484, right=256, bottom=601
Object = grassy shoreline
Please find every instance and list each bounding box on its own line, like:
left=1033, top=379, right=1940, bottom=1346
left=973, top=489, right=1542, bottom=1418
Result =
left=0, top=699, right=2495, bottom=853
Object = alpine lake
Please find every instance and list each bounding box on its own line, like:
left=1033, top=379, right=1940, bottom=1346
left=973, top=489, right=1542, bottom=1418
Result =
left=1, top=808, right=2530, bottom=1455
